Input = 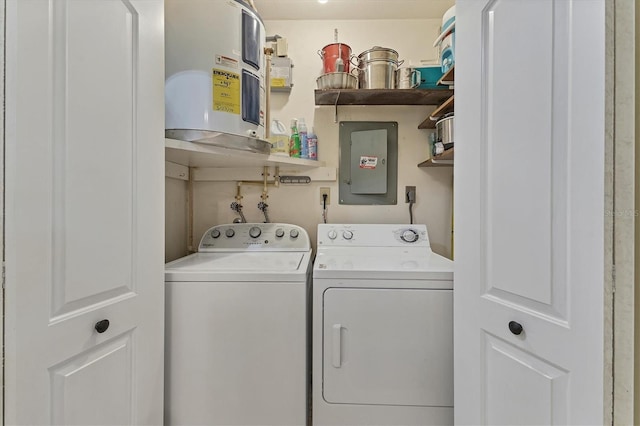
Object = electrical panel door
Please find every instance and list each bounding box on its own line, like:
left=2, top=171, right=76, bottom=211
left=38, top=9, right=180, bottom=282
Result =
left=350, top=129, right=388, bottom=194
left=338, top=121, right=398, bottom=205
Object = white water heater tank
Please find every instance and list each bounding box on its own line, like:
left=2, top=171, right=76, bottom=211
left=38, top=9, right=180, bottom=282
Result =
left=165, top=0, right=267, bottom=148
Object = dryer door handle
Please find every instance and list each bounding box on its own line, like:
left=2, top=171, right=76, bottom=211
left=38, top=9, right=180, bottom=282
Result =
left=332, top=324, right=342, bottom=368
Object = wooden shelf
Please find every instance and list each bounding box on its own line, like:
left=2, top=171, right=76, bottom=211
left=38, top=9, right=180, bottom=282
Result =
left=438, top=66, right=455, bottom=86
left=418, top=66, right=456, bottom=129
left=418, top=95, right=454, bottom=129
left=165, top=138, right=326, bottom=169
left=430, top=95, right=454, bottom=117
left=314, top=88, right=453, bottom=106
left=418, top=148, right=454, bottom=167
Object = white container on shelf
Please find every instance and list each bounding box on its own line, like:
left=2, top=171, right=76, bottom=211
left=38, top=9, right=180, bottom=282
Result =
left=433, top=5, right=456, bottom=73
left=268, top=120, right=290, bottom=156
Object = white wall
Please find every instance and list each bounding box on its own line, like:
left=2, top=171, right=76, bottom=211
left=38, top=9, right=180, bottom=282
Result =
left=190, top=18, right=454, bottom=257
left=165, top=177, right=189, bottom=262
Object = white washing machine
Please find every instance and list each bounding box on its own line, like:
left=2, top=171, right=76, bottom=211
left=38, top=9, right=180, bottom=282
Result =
left=165, top=223, right=312, bottom=426
left=312, top=224, right=453, bottom=426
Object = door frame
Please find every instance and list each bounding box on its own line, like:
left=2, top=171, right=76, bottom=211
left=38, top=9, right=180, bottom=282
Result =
left=1, top=0, right=5, bottom=423
left=636, top=1, right=640, bottom=423
left=606, top=0, right=636, bottom=424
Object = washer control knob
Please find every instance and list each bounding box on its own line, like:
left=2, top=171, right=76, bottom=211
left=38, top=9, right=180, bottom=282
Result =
left=225, top=228, right=235, bottom=238
left=401, top=229, right=419, bottom=243
left=328, top=230, right=338, bottom=240
left=342, top=230, right=354, bottom=240
left=275, top=228, right=285, bottom=238
left=290, top=229, right=299, bottom=239
left=211, top=229, right=221, bottom=239
left=249, top=226, right=262, bottom=238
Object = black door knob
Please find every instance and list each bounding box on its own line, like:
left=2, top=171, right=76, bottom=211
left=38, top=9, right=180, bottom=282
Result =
left=508, top=321, right=523, bottom=335
left=95, top=319, right=110, bottom=333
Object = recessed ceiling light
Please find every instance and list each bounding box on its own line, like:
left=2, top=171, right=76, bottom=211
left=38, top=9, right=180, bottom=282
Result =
left=318, top=0, right=328, bottom=3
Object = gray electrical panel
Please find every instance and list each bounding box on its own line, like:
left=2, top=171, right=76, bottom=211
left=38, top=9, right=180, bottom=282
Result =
left=350, top=129, right=388, bottom=194
left=339, top=121, right=398, bottom=205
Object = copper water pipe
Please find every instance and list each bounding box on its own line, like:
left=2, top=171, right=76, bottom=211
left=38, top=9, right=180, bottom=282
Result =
left=264, top=47, right=274, bottom=139
left=236, top=167, right=280, bottom=191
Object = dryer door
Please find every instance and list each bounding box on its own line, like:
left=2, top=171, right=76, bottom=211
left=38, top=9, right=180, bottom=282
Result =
left=323, top=288, right=453, bottom=407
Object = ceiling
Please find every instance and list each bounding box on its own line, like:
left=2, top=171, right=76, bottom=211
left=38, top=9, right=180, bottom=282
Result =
left=251, top=0, right=455, bottom=20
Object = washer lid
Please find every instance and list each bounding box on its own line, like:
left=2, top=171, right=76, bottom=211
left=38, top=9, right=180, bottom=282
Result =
left=313, top=248, right=453, bottom=281
left=165, top=251, right=311, bottom=282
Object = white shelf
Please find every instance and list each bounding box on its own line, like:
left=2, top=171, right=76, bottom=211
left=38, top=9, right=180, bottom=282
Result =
left=165, top=138, right=326, bottom=168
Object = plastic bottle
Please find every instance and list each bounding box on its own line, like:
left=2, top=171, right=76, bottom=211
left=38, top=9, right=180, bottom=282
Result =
left=289, top=119, right=301, bottom=158
left=298, top=118, right=308, bottom=159
left=269, top=119, right=290, bottom=156
left=307, top=127, right=318, bottom=161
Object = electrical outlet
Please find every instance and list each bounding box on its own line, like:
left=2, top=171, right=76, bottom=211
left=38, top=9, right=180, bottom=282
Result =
left=405, top=186, right=416, bottom=203
left=320, top=187, right=331, bottom=205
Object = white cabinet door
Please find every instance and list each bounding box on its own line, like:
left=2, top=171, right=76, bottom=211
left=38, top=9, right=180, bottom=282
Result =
left=4, top=0, right=165, bottom=424
left=454, top=0, right=605, bottom=424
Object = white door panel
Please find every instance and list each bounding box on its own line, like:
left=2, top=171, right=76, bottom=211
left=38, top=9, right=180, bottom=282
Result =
left=483, top=0, right=570, bottom=318
left=484, top=334, right=569, bottom=425
left=50, top=332, right=134, bottom=425
left=50, top=0, right=137, bottom=318
left=455, top=0, right=605, bottom=424
left=5, top=0, right=165, bottom=424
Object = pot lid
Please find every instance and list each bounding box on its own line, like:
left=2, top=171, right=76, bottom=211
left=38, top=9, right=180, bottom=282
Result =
left=358, top=46, right=399, bottom=57
left=436, top=113, right=454, bottom=124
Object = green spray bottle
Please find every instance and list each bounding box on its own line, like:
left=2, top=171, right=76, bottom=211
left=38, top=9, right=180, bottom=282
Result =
left=289, top=119, right=301, bottom=158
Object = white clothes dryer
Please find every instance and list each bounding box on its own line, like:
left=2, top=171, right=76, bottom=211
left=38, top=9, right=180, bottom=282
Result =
left=165, top=223, right=312, bottom=426
left=312, top=224, right=453, bottom=426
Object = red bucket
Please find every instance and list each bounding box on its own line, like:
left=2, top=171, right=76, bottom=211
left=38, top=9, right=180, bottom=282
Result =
left=318, top=43, right=352, bottom=73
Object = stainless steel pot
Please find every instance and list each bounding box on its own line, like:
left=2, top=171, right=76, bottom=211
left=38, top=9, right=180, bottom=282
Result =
left=355, top=46, right=404, bottom=89
left=357, top=46, right=400, bottom=63
left=436, top=115, right=454, bottom=144
left=357, top=61, right=397, bottom=89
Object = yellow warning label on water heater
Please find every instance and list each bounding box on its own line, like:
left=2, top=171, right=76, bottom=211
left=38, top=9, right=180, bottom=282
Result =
left=212, top=69, right=240, bottom=115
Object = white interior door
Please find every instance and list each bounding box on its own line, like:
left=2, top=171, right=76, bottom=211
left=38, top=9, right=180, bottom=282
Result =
left=4, top=0, right=165, bottom=424
left=454, top=0, right=606, bottom=424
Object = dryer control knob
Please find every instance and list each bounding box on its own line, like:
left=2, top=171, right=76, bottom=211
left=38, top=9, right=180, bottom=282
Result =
left=342, top=230, right=354, bottom=240
left=290, top=229, right=299, bottom=239
left=211, top=229, right=221, bottom=239
left=328, top=230, right=337, bottom=240
left=401, top=229, right=419, bottom=243
left=225, top=229, right=235, bottom=238
left=275, top=228, right=285, bottom=238
left=249, top=226, right=261, bottom=238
